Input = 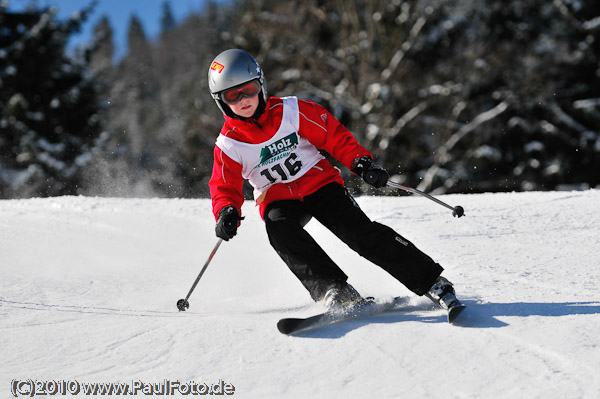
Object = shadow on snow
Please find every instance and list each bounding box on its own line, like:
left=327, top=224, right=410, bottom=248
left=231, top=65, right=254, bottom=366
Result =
left=293, top=300, right=600, bottom=338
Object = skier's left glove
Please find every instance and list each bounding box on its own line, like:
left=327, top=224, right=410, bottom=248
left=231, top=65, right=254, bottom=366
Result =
left=215, top=206, right=244, bottom=241
left=352, top=156, right=389, bottom=188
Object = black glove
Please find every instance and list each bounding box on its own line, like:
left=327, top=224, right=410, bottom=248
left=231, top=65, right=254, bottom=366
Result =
left=352, top=156, right=389, bottom=188
left=215, top=206, right=244, bottom=241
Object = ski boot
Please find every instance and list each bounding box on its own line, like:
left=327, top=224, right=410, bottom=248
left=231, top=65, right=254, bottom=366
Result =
left=323, top=282, right=367, bottom=312
left=425, top=276, right=458, bottom=310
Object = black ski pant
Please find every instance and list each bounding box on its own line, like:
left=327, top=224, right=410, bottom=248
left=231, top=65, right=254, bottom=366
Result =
left=264, top=182, right=443, bottom=301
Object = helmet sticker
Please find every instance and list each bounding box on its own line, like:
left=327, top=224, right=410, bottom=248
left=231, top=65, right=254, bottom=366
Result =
left=211, top=62, right=225, bottom=73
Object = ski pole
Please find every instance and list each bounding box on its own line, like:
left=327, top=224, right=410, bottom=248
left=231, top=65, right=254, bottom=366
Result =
left=177, top=238, right=223, bottom=311
left=363, top=167, right=465, bottom=217
left=385, top=180, right=465, bottom=217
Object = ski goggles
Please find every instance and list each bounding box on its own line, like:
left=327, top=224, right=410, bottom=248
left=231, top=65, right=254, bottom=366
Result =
left=220, top=80, right=261, bottom=105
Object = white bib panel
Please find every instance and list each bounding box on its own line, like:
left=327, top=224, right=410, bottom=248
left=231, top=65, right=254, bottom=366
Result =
left=216, top=97, right=325, bottom=199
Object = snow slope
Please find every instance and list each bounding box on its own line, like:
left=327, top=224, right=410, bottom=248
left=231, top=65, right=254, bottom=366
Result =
left=1, top=191, right=600, bottom=398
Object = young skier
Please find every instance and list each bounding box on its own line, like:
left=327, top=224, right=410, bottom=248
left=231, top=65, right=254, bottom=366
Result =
left=207, top=49, right=458, bottom=311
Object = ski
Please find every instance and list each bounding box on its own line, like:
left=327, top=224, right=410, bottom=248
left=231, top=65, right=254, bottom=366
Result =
left=277, top=296, right=407, bottom=335
left=277, top=296, right=467, bottom=335
left=447, top=299, right=466, bottom=323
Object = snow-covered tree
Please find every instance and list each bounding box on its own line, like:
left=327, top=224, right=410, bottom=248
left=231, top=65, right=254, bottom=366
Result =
left=0, top=3, right=104, bottom=197
left=160, top=1, right=176, bottom=35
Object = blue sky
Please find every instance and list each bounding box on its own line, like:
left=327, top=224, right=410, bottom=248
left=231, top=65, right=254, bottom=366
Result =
left=6, top=0, right=206, bottom=59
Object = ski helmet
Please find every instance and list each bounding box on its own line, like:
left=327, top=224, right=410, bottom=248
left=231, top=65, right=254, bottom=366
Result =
left=208, top=49, right=268, bottom=118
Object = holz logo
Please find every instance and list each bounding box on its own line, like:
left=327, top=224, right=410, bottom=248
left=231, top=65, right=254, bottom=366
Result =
left=259, top=133, right=298, bottom=163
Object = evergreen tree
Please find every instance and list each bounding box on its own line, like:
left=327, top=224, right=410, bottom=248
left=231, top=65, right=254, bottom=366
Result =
left=160, top=1, right=176, bottom=35
left=90, top=16, right=114, bottom=72
left=0, top=3, right=103, bottom=197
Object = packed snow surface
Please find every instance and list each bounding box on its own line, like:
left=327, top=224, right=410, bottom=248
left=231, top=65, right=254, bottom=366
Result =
left=2, top=190, right=599, bottom=398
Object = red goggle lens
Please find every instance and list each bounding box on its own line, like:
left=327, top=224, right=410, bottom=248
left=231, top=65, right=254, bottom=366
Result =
left=220, top=81, right=261, bottom=105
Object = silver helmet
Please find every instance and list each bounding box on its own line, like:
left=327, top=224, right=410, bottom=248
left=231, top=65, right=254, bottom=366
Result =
left=208, top=49, right=268, bottom=118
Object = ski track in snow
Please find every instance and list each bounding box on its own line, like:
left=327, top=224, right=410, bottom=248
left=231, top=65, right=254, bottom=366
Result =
left=1, top=191, right=600, bottom=398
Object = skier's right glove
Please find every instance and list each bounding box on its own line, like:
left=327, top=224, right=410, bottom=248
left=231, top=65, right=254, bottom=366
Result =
left=215, top=206, right=244, bottom=241
left=352, top=156, right=389, bottom=188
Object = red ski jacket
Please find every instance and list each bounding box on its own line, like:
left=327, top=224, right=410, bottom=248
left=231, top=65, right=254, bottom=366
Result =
left=209, top=97, right=371, bottom=220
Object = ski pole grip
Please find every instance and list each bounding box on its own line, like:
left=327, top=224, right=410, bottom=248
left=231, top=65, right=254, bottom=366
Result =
left=364, top=169, right=379, bottom=186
